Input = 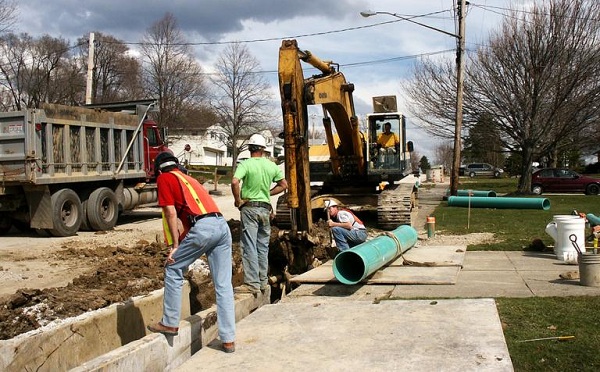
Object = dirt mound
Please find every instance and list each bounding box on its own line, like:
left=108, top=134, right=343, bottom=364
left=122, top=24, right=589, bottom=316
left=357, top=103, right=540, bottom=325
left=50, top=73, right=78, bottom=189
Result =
left=0, top=221, right=245, bottom=341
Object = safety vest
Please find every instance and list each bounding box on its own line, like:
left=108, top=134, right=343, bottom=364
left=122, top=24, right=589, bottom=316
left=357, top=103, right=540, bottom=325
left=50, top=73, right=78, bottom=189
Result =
left=338, top=207, right=365, bottom=228
left=162, top=171, right=212, bottom=245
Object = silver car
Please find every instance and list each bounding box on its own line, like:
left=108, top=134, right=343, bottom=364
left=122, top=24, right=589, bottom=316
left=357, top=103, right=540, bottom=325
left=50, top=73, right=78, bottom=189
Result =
left=465, top=163, right=504, bottom=178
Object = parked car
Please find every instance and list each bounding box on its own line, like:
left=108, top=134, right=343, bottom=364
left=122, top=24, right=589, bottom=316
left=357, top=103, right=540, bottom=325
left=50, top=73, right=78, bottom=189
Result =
left=464, top=163, right=504, bottom=178
left=531, top=168, right=600, bottom=195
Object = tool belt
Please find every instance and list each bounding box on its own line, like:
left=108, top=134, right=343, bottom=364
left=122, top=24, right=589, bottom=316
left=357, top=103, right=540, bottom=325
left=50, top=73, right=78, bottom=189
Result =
left=188, top=212, right=222, bottom=226
left=242, top=201, right=272, bottom=211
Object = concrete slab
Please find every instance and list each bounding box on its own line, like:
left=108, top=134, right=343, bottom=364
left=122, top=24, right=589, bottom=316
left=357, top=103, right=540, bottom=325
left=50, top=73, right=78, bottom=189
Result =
left=283, top=284, right=395, bottom=303
left=505, top=251, right=576, bottom=271
left=368, top=266, right=461, bottom=284
left=390, top=270, right=534, bottom=298
left=175, top=299, right=512, bottom=372
left=291, top=246, right=465, bottom=285
left=461, top=251, right=518, bottom=271
left=393, top=245, right=466, bottom=267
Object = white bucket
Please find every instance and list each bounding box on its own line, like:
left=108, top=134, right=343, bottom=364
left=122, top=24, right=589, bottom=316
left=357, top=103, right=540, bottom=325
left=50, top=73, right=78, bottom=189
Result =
left=555, top=217, right=585, bottom=261
left=545, top=215, right=584, bottom=257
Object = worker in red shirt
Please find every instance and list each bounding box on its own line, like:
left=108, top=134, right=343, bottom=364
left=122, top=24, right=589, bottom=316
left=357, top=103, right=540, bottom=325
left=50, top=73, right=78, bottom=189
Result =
left=147, top=152, right=236, bottom=353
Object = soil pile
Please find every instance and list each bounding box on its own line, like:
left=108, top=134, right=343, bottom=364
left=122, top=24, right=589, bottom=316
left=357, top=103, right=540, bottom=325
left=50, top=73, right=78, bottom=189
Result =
left=0, top=221, right=246, bottom=340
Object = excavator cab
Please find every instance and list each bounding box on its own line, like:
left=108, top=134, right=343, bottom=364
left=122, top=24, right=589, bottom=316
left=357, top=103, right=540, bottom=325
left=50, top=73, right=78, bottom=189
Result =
left=366, top=112, right=412, bottom=181
left=369, top=117, right=401, bottom=170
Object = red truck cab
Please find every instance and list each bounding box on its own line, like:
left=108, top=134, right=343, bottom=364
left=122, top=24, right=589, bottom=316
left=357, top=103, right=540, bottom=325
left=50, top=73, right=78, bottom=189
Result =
left=142, top=118, right=169, bottom=180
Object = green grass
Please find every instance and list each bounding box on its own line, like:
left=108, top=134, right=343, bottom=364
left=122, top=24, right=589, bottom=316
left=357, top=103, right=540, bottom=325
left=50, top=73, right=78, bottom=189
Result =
left=434, top=178, right=596, bottom=251
left=457, top=176, right=519, bottom=194
left=433, top=178, right=600, bottom=371
left=497, top=297, right=600, bottom=371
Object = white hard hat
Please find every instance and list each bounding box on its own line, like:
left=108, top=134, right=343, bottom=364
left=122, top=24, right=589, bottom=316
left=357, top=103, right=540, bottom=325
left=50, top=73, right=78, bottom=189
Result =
left=248, top=133, right=267, bottom=148
left=324, top=200, right=338, bottom=211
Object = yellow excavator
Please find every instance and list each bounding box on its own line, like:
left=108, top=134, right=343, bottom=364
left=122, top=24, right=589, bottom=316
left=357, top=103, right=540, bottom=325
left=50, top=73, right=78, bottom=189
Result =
left=270, top=39, right=417, bottom=288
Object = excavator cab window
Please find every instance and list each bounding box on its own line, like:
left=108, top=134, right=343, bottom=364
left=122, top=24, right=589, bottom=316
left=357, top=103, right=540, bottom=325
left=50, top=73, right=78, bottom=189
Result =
left=369, top=116, right=401, bottom=170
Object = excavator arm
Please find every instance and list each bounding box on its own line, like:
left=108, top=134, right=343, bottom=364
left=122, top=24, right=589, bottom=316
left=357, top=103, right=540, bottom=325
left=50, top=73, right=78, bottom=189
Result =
left=278, top=39, right=365, bottom=234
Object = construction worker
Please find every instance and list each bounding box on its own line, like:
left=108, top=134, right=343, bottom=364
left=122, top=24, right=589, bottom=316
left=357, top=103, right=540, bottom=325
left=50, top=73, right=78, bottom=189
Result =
left=147, top=152, right=236, bottom=353
left=324, top=200, right=368, bottom=251
left=376, top=122, right=400, bottom=167
left=232, top=133, right=288, bottom=294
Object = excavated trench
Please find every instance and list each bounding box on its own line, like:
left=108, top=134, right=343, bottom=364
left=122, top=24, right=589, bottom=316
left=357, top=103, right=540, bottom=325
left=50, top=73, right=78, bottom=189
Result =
left=0, top=218, right=340, bottom=371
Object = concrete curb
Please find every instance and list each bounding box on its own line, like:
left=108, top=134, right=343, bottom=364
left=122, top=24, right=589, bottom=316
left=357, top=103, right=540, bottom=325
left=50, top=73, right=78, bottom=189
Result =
left=72, top=290, right=269, bottom=371
left=1, top=284, right=190, bottom=371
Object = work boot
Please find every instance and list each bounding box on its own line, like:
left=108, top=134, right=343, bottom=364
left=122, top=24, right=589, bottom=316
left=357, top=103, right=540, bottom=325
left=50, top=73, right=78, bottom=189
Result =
left=222, top=341, right=235, bottom=353
left=234, top=284, right=260, bottom=294
left=147, top=322, right=178, bottom=336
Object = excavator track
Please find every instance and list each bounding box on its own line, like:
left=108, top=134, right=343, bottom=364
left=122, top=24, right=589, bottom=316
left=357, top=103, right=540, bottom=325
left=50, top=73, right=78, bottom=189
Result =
left=274, top=194, right=292, bottom=229
left=377, top=183, right=416, bottom=230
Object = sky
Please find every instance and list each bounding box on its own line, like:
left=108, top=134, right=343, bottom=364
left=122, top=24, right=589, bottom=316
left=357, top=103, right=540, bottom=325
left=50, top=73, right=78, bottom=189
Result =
left=13, top=0, right=526, bottom=161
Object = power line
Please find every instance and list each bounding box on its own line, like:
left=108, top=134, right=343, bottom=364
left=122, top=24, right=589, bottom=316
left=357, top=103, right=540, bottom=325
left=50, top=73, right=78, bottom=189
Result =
left=102, top=10, right=453, bottom=46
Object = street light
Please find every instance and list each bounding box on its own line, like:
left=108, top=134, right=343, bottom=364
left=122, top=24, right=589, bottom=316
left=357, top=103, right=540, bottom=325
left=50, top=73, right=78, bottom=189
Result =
left=360, top=10, right=459, bottom=39
left=360, top=4, right=467, bottom=196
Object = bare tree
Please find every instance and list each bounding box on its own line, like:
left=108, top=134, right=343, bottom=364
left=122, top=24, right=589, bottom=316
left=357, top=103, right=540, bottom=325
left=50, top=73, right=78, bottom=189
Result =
left=0, top=0, right=16, bottom=34
left=405, top=0, right=600, bottom=193
left=405, top=59, right=457, bottom=139
left=140, top=13, right=206, bottom=128
left=0, top=33, right=73, bottom=110
left=210, top=42, right=273, bottom=166
left=77, top=32, right=143, bottom=103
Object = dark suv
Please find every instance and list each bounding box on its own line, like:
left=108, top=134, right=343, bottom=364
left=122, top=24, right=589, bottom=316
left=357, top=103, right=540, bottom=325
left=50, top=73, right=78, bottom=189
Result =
left=464, top=163, right=504, bottom=178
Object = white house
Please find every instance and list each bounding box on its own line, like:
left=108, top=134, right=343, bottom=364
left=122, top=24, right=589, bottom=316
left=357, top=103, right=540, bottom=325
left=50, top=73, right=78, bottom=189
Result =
left=167, top=125, right=282, bottom=166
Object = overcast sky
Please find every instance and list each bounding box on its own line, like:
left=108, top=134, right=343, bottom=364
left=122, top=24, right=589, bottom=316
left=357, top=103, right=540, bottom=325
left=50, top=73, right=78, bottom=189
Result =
left=14, top=0, right=525, bottom=160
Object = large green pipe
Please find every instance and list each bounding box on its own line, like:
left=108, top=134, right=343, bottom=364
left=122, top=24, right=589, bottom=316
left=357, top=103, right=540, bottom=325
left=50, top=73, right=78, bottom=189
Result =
left=587, top=213, right=600, bottom=226
left=333, top=225, right=418, bottom=285
left=447, top=196, right=550, bottom=210
left=457, top=190, right=497, bottom=197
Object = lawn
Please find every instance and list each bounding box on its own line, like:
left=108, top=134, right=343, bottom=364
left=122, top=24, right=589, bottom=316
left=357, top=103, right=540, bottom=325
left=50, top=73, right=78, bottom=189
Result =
left=434, top=178, right=597, bottom=251
left=433, top=177, right=600, bottom=371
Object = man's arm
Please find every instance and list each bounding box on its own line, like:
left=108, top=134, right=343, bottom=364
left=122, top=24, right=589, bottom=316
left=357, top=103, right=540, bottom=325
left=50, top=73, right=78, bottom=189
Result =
left=162, top=205, right=180, bottom=264
left=270, top=178, right=288, bottom=196
left=231, top=177, right=244, bottom=208
left=327, top=219, right=353, bottom=230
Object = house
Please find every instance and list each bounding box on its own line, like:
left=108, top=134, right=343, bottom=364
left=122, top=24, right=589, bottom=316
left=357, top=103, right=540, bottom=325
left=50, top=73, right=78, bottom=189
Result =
left=167, top=126, right=282, bottom=167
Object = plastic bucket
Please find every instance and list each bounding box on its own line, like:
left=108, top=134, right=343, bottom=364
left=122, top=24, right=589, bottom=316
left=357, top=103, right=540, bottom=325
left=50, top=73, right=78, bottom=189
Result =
left=579, top=253, right=600, bottom=287
left=554, top=217, right=585, bottom=261
left=546, top=215, right=582, bottom=256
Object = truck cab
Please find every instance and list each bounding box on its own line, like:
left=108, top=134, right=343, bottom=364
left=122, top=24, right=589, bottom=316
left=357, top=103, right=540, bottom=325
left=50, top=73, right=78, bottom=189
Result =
left=142, top=118, right=168, bottom=180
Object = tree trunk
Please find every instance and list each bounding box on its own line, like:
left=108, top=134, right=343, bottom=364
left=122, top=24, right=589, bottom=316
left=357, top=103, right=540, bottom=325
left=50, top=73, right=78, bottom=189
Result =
left=517, top=146, right=535, bottom=193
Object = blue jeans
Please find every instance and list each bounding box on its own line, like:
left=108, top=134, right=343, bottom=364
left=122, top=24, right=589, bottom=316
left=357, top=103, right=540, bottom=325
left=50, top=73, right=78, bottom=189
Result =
left=331, top=227, right=368, bottom=251
left=162, top=215, right=235, bottom=343
left=240, top=206, right=271, bottom=289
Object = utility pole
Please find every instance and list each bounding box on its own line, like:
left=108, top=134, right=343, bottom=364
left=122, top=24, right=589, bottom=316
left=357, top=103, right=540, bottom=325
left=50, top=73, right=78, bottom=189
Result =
left=450, top=0, right=467, bottom=196
left=85, top=32, right=95, bottom=105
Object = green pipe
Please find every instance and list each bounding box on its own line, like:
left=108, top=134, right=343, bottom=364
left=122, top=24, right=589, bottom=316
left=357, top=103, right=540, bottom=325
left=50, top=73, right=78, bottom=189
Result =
left=333, top=225, right=418, bottom=285
left=456, top=189, right=497, bottom=197
left=447, top=196, right=550, bottom=210
left=587, top=213, right=600, bottom=226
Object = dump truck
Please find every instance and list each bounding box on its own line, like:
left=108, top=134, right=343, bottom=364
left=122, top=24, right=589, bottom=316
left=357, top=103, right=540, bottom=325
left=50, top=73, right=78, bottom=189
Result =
left=271, top=39, right=416, bottom=278
left=0, top=101, right=168, bottom=236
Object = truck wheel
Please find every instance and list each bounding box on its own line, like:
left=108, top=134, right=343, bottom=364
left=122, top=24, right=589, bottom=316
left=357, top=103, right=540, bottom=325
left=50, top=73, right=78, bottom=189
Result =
left=49, top=189, right=83, bottom=237
left=469, top=172, right=476, bottom=178
left=87, top=187, right=118, bottom=231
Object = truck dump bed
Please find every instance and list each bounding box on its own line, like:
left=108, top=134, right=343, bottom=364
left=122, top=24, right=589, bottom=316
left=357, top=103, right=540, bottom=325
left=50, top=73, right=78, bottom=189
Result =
left=0, top=104, right=148, bottom=185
